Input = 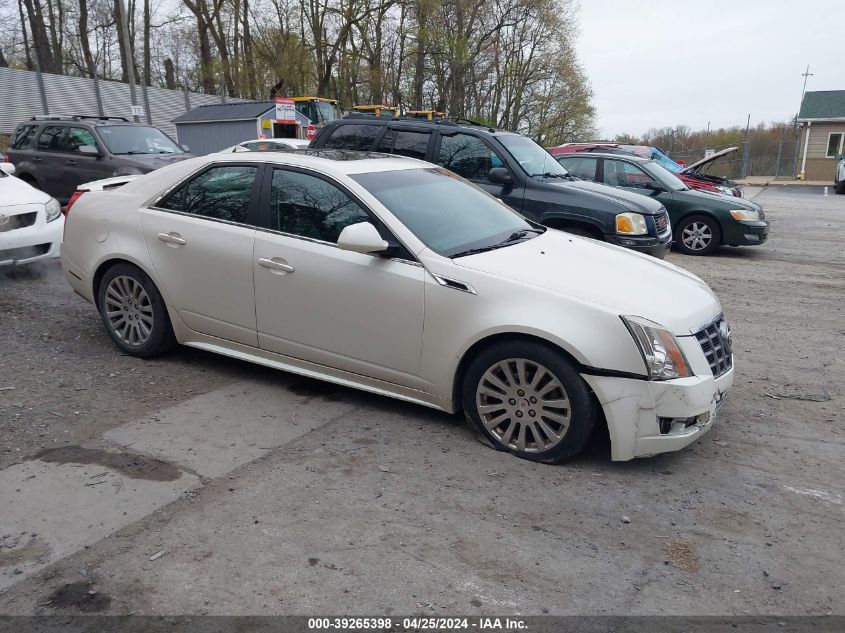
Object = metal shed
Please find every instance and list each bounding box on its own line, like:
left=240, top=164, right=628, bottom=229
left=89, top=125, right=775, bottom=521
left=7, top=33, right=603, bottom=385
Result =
left=173, top=100, right=311, bottom=155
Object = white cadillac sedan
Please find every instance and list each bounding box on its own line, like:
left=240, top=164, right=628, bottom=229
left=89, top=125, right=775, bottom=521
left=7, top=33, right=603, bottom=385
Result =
left=0, top=162, right=64, bottom=266
left=61, top=150, right=734, bottom=463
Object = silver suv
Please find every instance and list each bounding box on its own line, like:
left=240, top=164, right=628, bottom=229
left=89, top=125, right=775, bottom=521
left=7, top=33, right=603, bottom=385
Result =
left=7, top=116, right=193, bottom=203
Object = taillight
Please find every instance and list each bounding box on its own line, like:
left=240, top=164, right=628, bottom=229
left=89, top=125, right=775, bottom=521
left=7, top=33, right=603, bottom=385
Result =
left=65, top=191, right=84, bottom=216
left=1, top=154, right=10, bottom=163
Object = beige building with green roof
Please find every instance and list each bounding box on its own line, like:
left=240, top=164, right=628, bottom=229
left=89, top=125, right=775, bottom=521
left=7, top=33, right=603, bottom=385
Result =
left=797, top=90, right=845, bottom=181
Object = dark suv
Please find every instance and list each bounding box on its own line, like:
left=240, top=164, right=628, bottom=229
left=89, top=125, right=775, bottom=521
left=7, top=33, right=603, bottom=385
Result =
left=7, top=116, right=193, bottom=203
left=310, top=117, right=672, bottom=257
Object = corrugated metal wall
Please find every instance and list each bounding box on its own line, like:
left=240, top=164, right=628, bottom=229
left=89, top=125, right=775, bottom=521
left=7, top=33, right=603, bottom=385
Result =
left=0, top=67, right=239, bottom=137
left=175, top=120, right=259, bottom=155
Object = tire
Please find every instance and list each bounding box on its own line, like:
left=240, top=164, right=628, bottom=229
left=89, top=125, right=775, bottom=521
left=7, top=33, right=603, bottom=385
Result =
left=673, top=214, right=721, bottom=256
left=97, top=263, right=176, bottom=358
left=835, top=179, right=845, bottom=195
left=462, top=340, right=596, bottom=463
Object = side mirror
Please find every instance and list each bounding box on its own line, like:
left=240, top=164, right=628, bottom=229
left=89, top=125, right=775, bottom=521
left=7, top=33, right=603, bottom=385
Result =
left=337, top=222, right=389, bottom=255
left=488, top=167, right=513, bottom=186
left=181, top=144, right=190, bottom=152
left=0, top=162, right=16, bottom=175
left=643, top=181, right=665, bottom=192
left=78, top=145, right=99, bottom=155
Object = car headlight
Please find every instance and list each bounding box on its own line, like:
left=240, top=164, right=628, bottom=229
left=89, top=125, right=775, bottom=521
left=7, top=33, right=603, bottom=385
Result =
left=717, top=185, right=734, bottom=196
left=621, top=316, right=692, bottom=380
left=45, top=197, right=62, bottom=223
left=729, top=209, right=760, bottom=222
left=615, top=212, right=648, bottom=235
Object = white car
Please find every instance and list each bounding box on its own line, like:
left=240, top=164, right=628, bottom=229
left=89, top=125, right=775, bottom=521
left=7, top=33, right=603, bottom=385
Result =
left=219, top=138, right=311, bottom=153
left=61, top=151, right=734, bottom=462
left=0, top=162, right=64, bottom=266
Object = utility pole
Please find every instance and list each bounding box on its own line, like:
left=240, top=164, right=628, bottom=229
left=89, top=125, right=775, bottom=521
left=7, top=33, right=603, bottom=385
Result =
left=796, top=65, right=813, bottom=177
left=116, top=0, right=139, bottom=123
left=740, top=114, right=751, bottom=178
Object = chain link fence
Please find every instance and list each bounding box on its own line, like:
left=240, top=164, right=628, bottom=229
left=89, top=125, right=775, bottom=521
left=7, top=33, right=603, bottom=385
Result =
left=663, top=127, right=802, bottom=180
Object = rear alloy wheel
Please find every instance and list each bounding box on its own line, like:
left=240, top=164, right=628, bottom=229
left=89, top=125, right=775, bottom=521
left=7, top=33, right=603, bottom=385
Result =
left=835, top=179, right=845, bottom=194
left=98, top=263, right=176, bottom=357
left=463, top=341, right=595, bottom=463
left=674, top=214, right=721, bottom=255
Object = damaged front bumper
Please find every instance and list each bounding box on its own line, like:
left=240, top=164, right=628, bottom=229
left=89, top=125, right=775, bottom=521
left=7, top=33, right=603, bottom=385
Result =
left=581, top=353, right=734, bottom=461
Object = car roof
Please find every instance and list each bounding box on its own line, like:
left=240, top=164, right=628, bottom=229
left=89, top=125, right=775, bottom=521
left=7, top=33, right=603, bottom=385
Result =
left=331, top=115, right=514, bottom=136
left=559, top=152, right=651, bottom=163
left=208, top=149, right=431, bottom=175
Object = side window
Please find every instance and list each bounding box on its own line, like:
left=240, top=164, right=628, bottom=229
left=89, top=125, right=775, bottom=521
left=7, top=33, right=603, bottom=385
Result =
left=437, top=133, right=504, bottom=181
left=826, top=133, right=843, bottom=158
left=37, top=126, right=66, bottom=151
left=559, top=157, right=598, bottom=181
left=159, top=165, right=258, bottom=224
left=378, top=129, right=431, bottom=160
left=65, top=128, right=99, bottom=153
left=11, top=125, right=37, bottom=150
left=322, top=124, right=380, bottom=151
left=269, top=169, right=370, bottom=243
left=603, top=160, right=657, bottom=189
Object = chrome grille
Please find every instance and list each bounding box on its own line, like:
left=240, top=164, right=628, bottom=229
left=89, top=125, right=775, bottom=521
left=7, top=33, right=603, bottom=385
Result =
left=654, top=211, right=669, bottom=233
left=0, top=212, right=37, bottom=232
left=694, top=316, right=733, bottom=377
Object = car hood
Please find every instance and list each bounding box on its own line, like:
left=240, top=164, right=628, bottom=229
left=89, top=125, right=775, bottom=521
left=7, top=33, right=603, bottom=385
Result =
left=0, top=174, right=50, bottom=207
left=682, top=147, right=738, bottom=173
left=548, top=179, right=665, bottom=215
left=454, top=230, right=720, bottom=334
left=677, top=186, right=762, bottom=213
left=118, top=153, right=195, bottom=171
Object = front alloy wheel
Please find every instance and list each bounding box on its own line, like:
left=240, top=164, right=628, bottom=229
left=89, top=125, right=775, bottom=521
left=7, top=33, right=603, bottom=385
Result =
left=674, top=215, right=721, bottom=255
left=463, top=341, right=595, bottom=463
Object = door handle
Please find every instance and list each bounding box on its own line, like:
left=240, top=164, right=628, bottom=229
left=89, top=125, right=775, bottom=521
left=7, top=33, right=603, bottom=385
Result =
left=258, top=257, right=295, bottom=273
left=157, top=232, right=187, bottom=246
left=66, top=160, right=78, bottom=166
left=32, top=157, right=42, bottom=162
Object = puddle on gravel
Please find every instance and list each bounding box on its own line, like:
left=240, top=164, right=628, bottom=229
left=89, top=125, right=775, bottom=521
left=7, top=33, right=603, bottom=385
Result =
left=46, top=581, right=111, bottom=612
left=35, top=446, right=182, bottom=481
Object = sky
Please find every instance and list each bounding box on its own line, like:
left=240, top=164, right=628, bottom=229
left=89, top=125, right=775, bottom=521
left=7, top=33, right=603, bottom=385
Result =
left=576, top=0, right=844, bottom=138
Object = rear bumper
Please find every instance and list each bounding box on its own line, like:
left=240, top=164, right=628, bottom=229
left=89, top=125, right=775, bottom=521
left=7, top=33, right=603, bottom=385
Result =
left=0, top=215, right=63, bottom=266
left=582, top=362, right=734, bottom=461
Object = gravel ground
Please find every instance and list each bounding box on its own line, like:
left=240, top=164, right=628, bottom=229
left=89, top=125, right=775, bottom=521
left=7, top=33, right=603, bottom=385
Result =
left=0, top=186, right=842, bottom=616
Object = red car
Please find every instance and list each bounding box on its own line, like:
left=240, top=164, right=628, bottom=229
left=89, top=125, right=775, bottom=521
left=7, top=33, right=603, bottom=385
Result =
left=550, top=143, right=743, bottom=198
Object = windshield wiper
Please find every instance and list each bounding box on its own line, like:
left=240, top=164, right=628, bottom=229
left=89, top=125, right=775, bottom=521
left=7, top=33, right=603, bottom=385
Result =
left=501, top=228, right=544, bottom=243
left=451, top=228, right=544, bottom=258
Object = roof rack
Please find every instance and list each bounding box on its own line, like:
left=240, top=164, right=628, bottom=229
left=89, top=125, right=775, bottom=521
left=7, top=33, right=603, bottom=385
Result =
left=76, top=115, right=130, bottom=122
left=30, top=114, right=130, bottom=123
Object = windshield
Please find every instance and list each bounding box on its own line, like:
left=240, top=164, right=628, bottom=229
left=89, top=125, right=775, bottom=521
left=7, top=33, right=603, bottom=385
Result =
left=98, top=126, right=184, bottom=155
left=351, top=167, right=540, bottom=257
left=650, top=147, right=683, bottom=173
left=641, top=160, right=689, bottom=191
left=497, top=134, right=569, bottom=178
left=314, top=101, right=339, bottom=124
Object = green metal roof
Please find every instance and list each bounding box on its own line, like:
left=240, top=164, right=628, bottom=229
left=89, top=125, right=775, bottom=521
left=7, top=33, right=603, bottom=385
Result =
left=798, top=90, right=845, bottom=121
